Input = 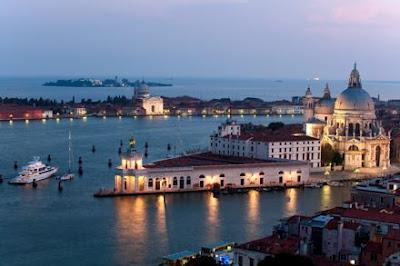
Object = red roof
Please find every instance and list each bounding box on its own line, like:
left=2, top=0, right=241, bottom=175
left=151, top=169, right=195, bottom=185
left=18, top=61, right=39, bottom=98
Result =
left=222, top=124, right=319, bottom=142
left=236, top=235, right=299, bottom=255
left=145, top=152, right=305, bottom=169
left=323, top=207, right=400, bottom=225
left=0, top=104, right=45, bottom=120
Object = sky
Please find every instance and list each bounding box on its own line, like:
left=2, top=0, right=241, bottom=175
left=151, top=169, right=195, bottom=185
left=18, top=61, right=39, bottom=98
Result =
left=1, top=0, right=400, bottom=79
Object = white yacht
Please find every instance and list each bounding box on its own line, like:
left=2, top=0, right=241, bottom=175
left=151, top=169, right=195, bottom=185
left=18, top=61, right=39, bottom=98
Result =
left=9, top=157, right=58, bottom=185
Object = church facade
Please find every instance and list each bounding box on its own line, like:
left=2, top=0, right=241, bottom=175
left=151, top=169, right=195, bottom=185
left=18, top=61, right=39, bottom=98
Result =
left=303, top=64, right=391, bottom=170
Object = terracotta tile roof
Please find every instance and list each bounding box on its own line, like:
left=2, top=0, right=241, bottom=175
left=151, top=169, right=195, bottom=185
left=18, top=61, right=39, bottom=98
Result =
left=145, top=152, right=305, bottom=169
left=323, top=207, right=400, bottom=225
left=222, top=123, right=319, bottom=142
left=236, top=235, right=299, bottom=255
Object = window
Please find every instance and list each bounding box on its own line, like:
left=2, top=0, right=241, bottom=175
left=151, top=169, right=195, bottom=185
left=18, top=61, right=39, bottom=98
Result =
left=200, top=180, right=204, bottom=188
left=186, top=176, right=191, bottom=185
left=260, top=178, right=264, bottom=185
left=220, top=179, right=224, bottom=187
left=279, top=176, right=283, bottom=184
left=173, top=177, right=177, bottom=186
left=199, top=174, right=205, bottom=179
left=148, top=178, right=153, bottom=187
left=249, top=258, right=254, bottom=266
left=297, top=175, right=301, bottom=182
left=259, top=172, right=264, bottom=176
left=219, top=174, right=225, bottom=177
left=240, top=173, right=246, bottom=176
left=240, top=179, right=244, bottom=186
left=278, top=171, right=284, bottom=175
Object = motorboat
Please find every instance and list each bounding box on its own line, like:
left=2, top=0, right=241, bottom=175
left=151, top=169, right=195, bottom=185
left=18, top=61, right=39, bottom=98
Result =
left=9, top=157, right=58, bottom=185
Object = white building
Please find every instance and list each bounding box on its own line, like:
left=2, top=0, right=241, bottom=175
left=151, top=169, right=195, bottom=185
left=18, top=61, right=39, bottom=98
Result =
left=133, top=81, right=164, bottom=115
left=95, top=137, right=310, bottom=196
left=210, top=120, right=322, bottom=170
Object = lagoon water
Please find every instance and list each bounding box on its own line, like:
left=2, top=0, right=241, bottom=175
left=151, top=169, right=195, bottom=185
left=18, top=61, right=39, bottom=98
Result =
left=0, top=116, right=352, bottom=266
left=0, top=77, right=399, bottom=101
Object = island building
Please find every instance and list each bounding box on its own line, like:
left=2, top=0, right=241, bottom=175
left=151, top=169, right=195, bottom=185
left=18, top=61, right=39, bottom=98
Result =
left=303, top=63, right=391, bottom=170
left=133, top=81, right=164, bottom=116
left=0, top=104, right=53, bottom=121
left=96, top=137, right=310, bottom=196
left=209, top=121, right=322, bottom=171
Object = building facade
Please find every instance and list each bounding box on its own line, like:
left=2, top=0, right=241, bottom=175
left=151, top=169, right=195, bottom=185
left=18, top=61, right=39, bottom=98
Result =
left=210, top=120, right=322, bottom=170
left=133, top=81, right=164, bottom=115
left=304, top=64, right=391, bottom=170
left=99, top=138, right=310, bottom=196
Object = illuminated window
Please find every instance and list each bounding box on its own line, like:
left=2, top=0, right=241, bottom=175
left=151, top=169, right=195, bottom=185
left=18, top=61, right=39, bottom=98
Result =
left=173, top=177, right=177, bottom=186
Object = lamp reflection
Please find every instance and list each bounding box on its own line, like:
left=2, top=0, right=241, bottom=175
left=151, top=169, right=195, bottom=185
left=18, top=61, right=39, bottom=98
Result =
left=246, top=190, right=260, bottom=236
left=321, top=185, right=332, bottom=209
left=285, top=188, right=298, bottom=216
left=156, top=195, right=168, bottom=243
left=114, top=197, right=148, bottom=264
left=206, top=194, right=219, bottom=241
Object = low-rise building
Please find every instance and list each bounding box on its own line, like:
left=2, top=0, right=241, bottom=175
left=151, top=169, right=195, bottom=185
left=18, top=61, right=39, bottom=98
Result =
left=95, top=137, right=310, bottom=196
left=351, top=177, right=400, bottom=208
left=210, top=120, right=322, bottom=171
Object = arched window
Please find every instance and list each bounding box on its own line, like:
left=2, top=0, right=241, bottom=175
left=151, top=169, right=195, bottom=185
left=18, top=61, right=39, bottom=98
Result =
left=173, top=177, right=178, bottom=186
left=148, top=178, right=153, bottom=187
left=348, top=145, right=359, bottom=151
left=219, top=174, right=225, bottom=178
left=355, top=123, right=361, bottom=136
left=186, top=176, right=191, bottom=185
left=279, top=176, right=283, bottom=184
left=259, top=172, right=265, bottom=176
left=199, top=174, right=205, bottom=179
left=278, top=171, right=284, bottom=175
left=296, top=170, right=302, bottom=174
left=240, top=173, right=246, bottom=176
left=348, top=123, right=354, bottom=136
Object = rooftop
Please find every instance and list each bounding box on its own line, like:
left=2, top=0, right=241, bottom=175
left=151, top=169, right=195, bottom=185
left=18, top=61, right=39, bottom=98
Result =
left=145, top=152, right=304, bottom=169
left=236, top=234, right=299, bottom=255
left=323, top=206, right=400, bottom=225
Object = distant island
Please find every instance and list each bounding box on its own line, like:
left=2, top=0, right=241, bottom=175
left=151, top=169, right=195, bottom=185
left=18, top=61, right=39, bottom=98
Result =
left=43, top=77, right=172, bottom=87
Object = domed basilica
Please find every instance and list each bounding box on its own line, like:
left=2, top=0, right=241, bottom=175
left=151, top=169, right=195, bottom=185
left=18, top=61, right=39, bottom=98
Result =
left=303, top=64, right=390, bottom=170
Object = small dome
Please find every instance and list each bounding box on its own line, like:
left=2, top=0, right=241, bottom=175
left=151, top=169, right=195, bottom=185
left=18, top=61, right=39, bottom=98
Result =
left=134, top=81, right=150, bottom=98
left=315, top=98, right=335, bottom=114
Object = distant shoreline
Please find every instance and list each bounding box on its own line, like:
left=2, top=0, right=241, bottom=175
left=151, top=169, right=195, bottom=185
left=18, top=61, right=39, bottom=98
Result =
left=43, top=78, right=172, bottom=88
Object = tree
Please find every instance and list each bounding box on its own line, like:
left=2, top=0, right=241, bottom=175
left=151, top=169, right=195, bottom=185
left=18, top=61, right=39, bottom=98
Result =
left=186, top=256, right=217, bottom=266
left=258, top=254, right=314, bottom=266
left=321, top=143, right=335, bottom=166
left=268, top=122, right=285, bottom=131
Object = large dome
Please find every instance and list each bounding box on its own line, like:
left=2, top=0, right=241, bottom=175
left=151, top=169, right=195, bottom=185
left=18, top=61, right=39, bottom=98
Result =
left=334, top=63, right=375, bottom=112
left=334, top=87, right=374, bottom=111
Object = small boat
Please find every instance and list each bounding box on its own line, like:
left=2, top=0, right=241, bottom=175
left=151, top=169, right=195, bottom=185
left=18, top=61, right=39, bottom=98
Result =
left=305, top=183, right=323, bottom=188
left=56, top=130, right=75, bottom=181
left=9, top=157, right=58, bottom=185
left=328, top=181, right=344, bottom=187
left=262, top=187, right=272, bottom=192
